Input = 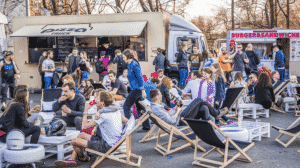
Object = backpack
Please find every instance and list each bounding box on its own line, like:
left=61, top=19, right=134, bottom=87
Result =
left=118, top=55, right=128, bottom=70
left=95, top=60, right=105, bottom=74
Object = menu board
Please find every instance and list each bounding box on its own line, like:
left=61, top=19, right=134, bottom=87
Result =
left=57, top=36, right=74, bottom=61
left=290, top=38, right=300, bottom=61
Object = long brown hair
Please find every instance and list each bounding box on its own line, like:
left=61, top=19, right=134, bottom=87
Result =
left=203, top=67, right=214, bottom=81
left=3, top=90, right=30, bottom=118
left=79, top=79, right=88, bottom=90
left=233, top=72, right=244, bottom=82
left=202, top=50, right=208, bottom=61
left=212, top=63, right=226, bottom=82
left=73, top=69, right=81, bottom=80
left=157, top=77, right=172, bottom=90
left=13, top=85, right=28, bottom=99
left=257, top=72, right=272, bottom=88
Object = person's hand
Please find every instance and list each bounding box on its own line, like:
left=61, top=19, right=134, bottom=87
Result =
left=142, top=90, right=147, bottom=99
left=206, top=95, right=213, bottom=99
left=0, top=61, right=3, bottom=67
left=94, top=111, right=100, bottom=120
left=215, top=101, right=219, bottom=106
left=34, top=120, right=41, bottom=126
left=91, top=126, right=97, bottom=136
left=84, top=102, right=93, bottom=113
left=58, top=96, right=68, bottom=103
left=62, top=105, right=71, bottom=114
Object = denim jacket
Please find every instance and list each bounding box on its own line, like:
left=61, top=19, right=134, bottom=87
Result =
left=274, top=50, right=286, bottom=69
left=127, top=59, right=144, bottom=90
left=215, top=76, right=226, bottom=103
left=176, top=51, right=188, bottom=69
left=153, top=53, right=165, bottom=72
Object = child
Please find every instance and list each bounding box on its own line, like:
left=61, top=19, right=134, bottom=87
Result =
left=212, top=63, right=232, bottom=126
left=287, top=76, right=300, bottom=97
left=157, top=69, right=166, bottom=82
left=230, top=71, right=248, bottom=103
left=197, top=67, right=216, bottom=106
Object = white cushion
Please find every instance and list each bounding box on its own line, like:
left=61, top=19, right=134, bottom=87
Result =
left=238, top=103, right=263, bottom=109
left=42, top=101, right=56, bottom=112
left=283, top=97, right=295, bottom=102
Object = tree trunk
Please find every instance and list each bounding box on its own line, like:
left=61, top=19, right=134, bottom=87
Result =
left=274, top=0, right=277, bottom=27
left=155, top=0, right=159, bottom=11
left=173, top=0, right=175, bottom=14
left=147, top=0, right=154, bottom=11
left=287, top=0, right=289, bottom=29
left=139, top=0, right=148, bottom=12
left=51, top=0, right=58, bottom=15
left=269, top=0, right=274, bottom=28
left=42, top=0, right=47, bottom=9
left=265, top=0, right=270, bottom=29
left=85, top=0, right=92, bottom=14
left=115, top=0, right=122, bottom=10
left=231, top=0, right=234, bottom=30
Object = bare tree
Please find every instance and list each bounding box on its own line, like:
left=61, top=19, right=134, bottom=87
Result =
left=85, top=0, right=92, bottom=14
left=139, top=0, right=148, bottom=12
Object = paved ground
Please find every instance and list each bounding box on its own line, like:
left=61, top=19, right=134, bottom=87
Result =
left=6, top=93, right=300, bottom=168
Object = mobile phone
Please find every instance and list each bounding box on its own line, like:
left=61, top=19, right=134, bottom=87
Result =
left=179, top=104, right=183, bottom=108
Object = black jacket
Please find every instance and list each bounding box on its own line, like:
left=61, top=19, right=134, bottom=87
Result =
left=158, top=85, right=171, bottom=108
left=255, top=85, right=275, bottom=105
left=95, top=59, right=105, bottom=74
left=0, top=103, right=30, bottom=134
left=245, top=51, right=260, bottom=70
left=178, top=98, right=218, bottom=126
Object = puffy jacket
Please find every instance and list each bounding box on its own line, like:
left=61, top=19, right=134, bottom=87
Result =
left=0, top=103, right=31, bottom=134
left=127, top=59, right=144, bottom=90
left=176, top=50, right=188, bottom=69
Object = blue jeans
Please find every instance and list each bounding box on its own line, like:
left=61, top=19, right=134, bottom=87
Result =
left=178, top=68, right=188, bottom=87
left=123, top=89, right=150, bottom=130
left=276, top=68, right=285, bottom=82
left=44, top=77, right=55, bottom=89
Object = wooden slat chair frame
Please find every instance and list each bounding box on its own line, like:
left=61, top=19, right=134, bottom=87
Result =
left=85, top=112, right=150, bottom=168
left=184, top=118, right=255, bottom=168
left=272, top=116, right=300, bottom=148
left=271, top=80, right=291, bottom=113
left=138, top=101, right=206, bottom=156
left=294, top=87, right=300, bottom=116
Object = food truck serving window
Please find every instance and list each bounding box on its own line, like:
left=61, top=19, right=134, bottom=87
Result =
left=28, top=37, right=56, bottom=63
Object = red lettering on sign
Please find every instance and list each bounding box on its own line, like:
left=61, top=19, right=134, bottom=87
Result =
left=279, top=33, right=284, bottom=37
left=269, top=33, right=274, bottom=37
left=257, top=33, right=261, bottom=38
left=296, top=33, right=300, bottom=37
left=287, top=33, right=291, bottom=37
left=245, top=33, right=249, bottom=38
left=232, top=33, right=236, bottom=38
left=274, top=33, right=278, bottom=37
left=292, top=33, right=296, bottom=37
left=253, top=33, right=257, bottom=37
left=240, top=33, right=244, bottom=38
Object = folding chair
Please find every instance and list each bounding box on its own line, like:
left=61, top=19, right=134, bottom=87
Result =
left=138, top=101, right=206, bottom=156
left=39, top=89, right=62, bottom=125
left=271, top=80, right=290, bottom=113
left=86, top=112, right=149, bottom=168
left=294, top=87, right=300, bottom=116
left=184, top=118, right=255, bottom=168
left=221, top=87, right=245, bottom=120
left=272, top=116, right=300, bottom=148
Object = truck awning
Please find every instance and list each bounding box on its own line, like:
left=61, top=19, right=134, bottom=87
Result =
left=10, top=21, right=147, bottom=37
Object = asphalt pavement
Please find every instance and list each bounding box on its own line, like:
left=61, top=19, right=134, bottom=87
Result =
left=8, top=93, right=300, bottom=168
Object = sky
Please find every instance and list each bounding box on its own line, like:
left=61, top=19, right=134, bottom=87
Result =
left=185, top=0, right=229, bottom=19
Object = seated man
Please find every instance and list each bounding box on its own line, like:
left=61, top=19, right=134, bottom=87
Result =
left=149, top=89, right=229, bottom=126
left=108, top=70, right=128, bottom=101
left=55, top=91, right=128, bottom=167
left=182, top=70, right=202, bottom=100
left=247, top=73, right=258, bottom=97
left=53, top=83, right=85, bottom=130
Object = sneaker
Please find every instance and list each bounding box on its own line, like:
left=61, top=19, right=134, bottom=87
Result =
left=216, top=107, right=229, bottom=120
left=226, top=120, right=233, bottom=125
left=55, top=160, right=76, bottom=167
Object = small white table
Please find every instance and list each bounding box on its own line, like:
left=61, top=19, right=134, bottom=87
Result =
left=26, top=130, right=80, bottom=161
left=0, top=144, right=6, bottom=168
left=221, top=121, right=270, bottom=142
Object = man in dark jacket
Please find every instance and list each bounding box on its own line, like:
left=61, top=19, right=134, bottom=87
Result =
left=113, top=49, right=127, bottom=79
left=38, top=50, right=48, bottom=89
left=53, top=83, right=85, bottom=130
left=66, top=48, right=80, bottom=75
left=95, top=52, right=107, bottom=82
left=245, top=43, right=260, bottom=75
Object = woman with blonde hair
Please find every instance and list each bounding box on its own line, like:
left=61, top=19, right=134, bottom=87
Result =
left=230, top=71, right=248, bottom=103
left=157, top=77, right=172, bottom=108
left=287, top=76, right=300, bottom=97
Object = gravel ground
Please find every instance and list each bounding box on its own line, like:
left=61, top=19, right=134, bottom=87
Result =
left=4, top=93, right=300, bottom=168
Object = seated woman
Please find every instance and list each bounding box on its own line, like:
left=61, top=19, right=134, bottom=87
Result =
left=0, top=89, right=41, bottom=143
left=78, top=79, right=87, bottom=94
left=287, top=76, right=300, bottom=97
left=157, top=77, right=172, bottom=108
left=70, top=68, right=82, bottom=88
left=54, top=91, right=128, bottom=167
left=83, top=79, right=94, bottom=100
left=255, top=72, right=275, bottom=109
left=230, top=72, right=248, bottom=103
left=118, top=69, right=129, bottom=88
left=62, top=75, right=80, bottom=94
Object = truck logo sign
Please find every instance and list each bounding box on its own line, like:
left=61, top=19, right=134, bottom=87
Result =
left=41, top=28, right=87, bottom=35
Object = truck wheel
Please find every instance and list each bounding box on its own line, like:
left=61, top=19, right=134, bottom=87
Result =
left=169, top=76, right=179, bottom=86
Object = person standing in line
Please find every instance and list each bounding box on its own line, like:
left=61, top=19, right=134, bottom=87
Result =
left=95, top=52, right=109, bottom=83
left=273, top=45, right=286, bottom=81
left=78, top=51, right=90, bottom=82
left=229, top=43, right=249, bottom=77
left=153, top=48, right=165, bottom=72
left=218, top=47, right=232, bottom=81
left=188, top=46, right=203, bottom=72
left=245, top=43, right=260, bottom=75
left=67, top=48, right=81, bottom=75
left=202, top=49, right=217, bottom=69
left=176, top=44, right=189, bottom=88
left=0, top=51, right=19, bottom=109
left=113, top=49, right=127, bottom=79
left=42, top=50, right=55, bottom=89
left=38, top=50, right=48, bottom=89
left=122, top=49, right=150, bottom=132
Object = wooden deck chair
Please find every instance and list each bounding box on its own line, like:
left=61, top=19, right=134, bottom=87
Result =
left=271, top=80, right=290, bottom=113
left=86, top=112, right=149, bottom=168
left=40, top=89, right=62, bottom=112
left=138, top=101, right=206, bottom=156
left=184, top=118, right=255, bottom=168
left=294, top=87, right=300, bottom=116
left=221, top=87, right=245, bottom=120
left=272, top=116, right=300, bottom=148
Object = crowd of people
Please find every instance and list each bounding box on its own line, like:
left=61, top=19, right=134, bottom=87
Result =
left=0, top=40, right=298, bottom=167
